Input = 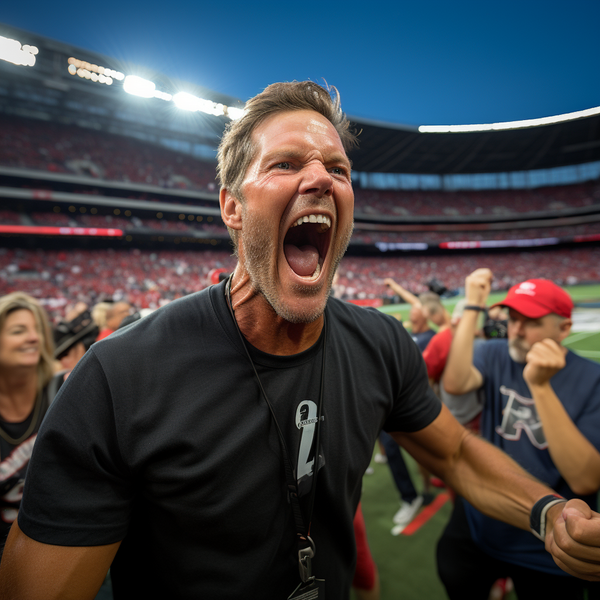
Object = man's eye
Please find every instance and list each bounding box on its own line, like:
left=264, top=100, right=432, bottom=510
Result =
left=330, top=166, right=348, bottom=177
left=275, top=162, right=291, bottom=170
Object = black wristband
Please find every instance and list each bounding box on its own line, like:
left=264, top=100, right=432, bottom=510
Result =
left=463, top=305, right=486, bottom=311
left=530, top=494, right=567, bottom=541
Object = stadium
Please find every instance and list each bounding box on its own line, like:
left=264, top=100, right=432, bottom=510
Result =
left=1, top=20, right=600, bottom=600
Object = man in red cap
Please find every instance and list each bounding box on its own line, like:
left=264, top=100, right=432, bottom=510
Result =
left=438, top=268, right=600, bottom=599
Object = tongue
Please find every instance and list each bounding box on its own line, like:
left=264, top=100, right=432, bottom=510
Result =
left=284, top=244, right=319, bottom=277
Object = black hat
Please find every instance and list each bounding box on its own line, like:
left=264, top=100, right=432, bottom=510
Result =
left=54, top=310, right=99, bottom=359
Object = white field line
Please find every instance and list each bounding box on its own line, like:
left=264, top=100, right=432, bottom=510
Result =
left=563, top=331, right=600, bottom=346
left=576, top=350, right=600, bottom=358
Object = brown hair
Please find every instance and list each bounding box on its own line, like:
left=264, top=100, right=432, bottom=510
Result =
left=0, top=292, right=55, bottom=391
left=217, top=81, right=358, bottom=248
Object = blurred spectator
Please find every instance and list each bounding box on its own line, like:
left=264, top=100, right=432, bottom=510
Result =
left=0, top=292, right=64, bottom=549
left=96, top=302, right=133, bottom=341
left=53, top=310, right=99, bottom=372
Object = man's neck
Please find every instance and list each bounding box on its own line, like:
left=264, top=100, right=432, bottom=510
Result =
left=227, top=272, right=324, bottom=356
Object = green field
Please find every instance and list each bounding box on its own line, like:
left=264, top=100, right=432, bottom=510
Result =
left=354, top=284, right=600, bottom=599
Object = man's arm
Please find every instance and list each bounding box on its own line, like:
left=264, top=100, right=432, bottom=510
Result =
left=391, top=405, right=600, bottom=581
left=0, top=521, right=121, bottom=600
left=524, top=339, right=600, bottom=496
left=443, top=268, right=491, bottom=394
left=383, top=278, right=420, bottom=306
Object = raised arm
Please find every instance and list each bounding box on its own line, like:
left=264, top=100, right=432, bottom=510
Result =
left=0, top=521, right=120, bottom=600
left=391, top=405, right=600, bottom=581
left=443, top=268, right=490, bottom=394
left=384, top=278, right=420, bottom=306
left=523, top=339, right=600, bottom=496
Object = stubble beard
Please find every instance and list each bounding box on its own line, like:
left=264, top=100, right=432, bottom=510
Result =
left=241, top=208, right=353, bottom=324
left=508, top=338, right=529, bottom=363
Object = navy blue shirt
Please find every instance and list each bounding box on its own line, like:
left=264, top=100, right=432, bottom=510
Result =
left=465, top=339, right=600, bottom=574
left=411, top=329, right=435, bottom=353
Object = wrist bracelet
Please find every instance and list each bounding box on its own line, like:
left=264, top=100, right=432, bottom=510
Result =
left=463, top=305, right=486, bottom=311
left=530, top=494, right=567, bottom=541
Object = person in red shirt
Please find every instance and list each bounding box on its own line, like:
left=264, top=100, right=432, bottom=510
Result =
left=95, top=301, right=132, bottom=341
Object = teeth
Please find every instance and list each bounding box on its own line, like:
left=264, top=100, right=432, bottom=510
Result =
left=292, top=214, right=331, bottom=230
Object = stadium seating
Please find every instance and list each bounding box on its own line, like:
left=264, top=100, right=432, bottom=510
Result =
left=1, top=246, right=598, bottom=319
left=0, top=115, right=217, bottom=192
left=3, top=114, right=599, bottom=218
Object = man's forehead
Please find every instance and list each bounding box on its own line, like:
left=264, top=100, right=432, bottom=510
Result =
left=252, top=110, right=346, bottom=155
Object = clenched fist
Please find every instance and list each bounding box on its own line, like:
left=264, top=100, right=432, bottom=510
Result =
left=465, top=268, right=493, bottom=307
left=524, top=339, right=567, bottom=387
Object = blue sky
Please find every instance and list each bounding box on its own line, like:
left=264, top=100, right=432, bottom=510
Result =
left=2, top=1, right=599, bottom=126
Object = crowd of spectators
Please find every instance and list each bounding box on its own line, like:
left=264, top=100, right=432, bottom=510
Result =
left=0, top=115, right=217, bottom=192
left=2, top=114, right=599, bottom=220
left=0, top=248, right=237, bottom=320
left=5, top=208, right=600, bottom=245
left=1, top=246, right=598, bottom=319
left=353, top=181, right=600, bottom=217
left=353, top=222, right=600, bottom=244
left=336, top=247, right=600, bottom=300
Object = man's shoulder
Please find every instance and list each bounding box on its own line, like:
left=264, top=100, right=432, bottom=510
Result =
left=327, top=297, right=403, bottom=331
left=416, top=328, right=436, bottom=340
left=476, top=338, right=507, bottom=357
left=93, top=289, right=213, bottom=358
left=565, top=349, right=600, bottom=379
left=326, top=298, right=414, bottom=356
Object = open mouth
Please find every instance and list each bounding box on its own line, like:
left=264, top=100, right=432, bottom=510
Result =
left=283, top=214, right=332, bottom=280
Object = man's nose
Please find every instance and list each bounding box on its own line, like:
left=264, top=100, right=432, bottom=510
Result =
left=299, top=162, right=333, bottom=197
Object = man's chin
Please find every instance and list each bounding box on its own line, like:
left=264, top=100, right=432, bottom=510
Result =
left=268, top=293, right=328, bottom=325
left=508, top=343, right=528, bottom=364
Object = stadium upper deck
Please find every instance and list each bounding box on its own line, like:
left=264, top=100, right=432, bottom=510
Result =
left=2, top=21, right=599, bottom=180
left=1, top=21, right=599, bottom=264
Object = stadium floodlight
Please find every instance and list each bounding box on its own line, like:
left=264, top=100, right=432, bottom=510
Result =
left=419, top=105, right=600, bottom=133
left=226, top=106, right=245, bottom=120
left=173, top=91, right=202, bottom=112
left=153, top=90, right=173, bottom=102
left=0, top=35, right=37, bottom=67
left=173, top=92, right=226, bottom=117
left=124, top=75, right=156, bottom=98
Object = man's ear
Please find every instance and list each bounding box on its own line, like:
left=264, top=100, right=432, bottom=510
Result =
left=220, top=188, right=242, bottom=230
left=558, top=317, right=572, bottom=342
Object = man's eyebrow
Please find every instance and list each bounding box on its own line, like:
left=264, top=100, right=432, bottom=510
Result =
left=261, top=149, right=305, bottom=163
left=261, top=148, right=352, bottom=168
left=327, top=153, right=353, bottom=169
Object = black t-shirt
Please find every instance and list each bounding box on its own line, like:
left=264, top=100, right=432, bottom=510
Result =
left=20, top=281, right=440, bottom=599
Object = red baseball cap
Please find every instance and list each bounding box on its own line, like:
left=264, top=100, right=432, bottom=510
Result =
left=491, top=279, right=573, bottom=319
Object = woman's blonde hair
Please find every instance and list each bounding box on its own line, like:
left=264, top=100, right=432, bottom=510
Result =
left=0, top=292, right=55, bottom=391
left=91, top=301, right=111, bottom=330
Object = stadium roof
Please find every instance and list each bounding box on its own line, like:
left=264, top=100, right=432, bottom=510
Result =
left=2, top=22, right=599, bottom=177
left=347, top=112, right=600, bottom=175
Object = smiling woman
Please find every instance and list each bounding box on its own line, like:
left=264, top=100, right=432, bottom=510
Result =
left=0, top=292, right=60, bottom=549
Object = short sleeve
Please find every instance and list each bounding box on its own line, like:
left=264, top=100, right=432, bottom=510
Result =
left=383, top=325, right=441, bottom=433
left=18, top=348, right=134, bottom=546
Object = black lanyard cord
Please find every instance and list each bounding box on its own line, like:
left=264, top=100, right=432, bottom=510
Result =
left=225, top=276, right=326, bottom=583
